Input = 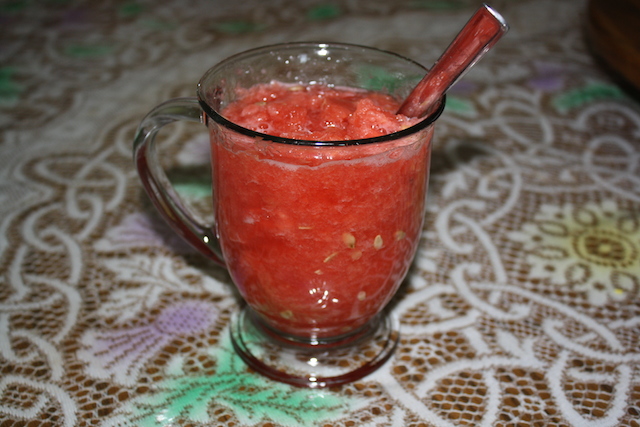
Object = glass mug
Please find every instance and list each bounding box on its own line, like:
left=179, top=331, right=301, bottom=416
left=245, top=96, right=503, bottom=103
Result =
left=133, top=42, right=444, bottom=388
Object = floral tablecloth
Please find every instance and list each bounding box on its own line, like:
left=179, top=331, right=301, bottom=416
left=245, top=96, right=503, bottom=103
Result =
left=1, top=0, right=639, bottom=426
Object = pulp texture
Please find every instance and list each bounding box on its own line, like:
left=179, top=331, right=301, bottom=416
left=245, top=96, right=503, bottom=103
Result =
left=212, top=82, right=432, bottom=338
left=221, top=82, right=418, bottom=141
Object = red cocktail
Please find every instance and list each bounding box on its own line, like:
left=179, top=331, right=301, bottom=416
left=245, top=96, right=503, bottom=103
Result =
left=134, top=43, right=444, bottom=387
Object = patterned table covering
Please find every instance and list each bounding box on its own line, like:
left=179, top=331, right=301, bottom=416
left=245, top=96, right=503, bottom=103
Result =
left=1, top=0, right=639, bottom=426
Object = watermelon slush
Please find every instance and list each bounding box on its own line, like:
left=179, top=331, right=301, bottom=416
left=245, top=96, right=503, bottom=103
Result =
left=211, top=81, right=433, bottom=338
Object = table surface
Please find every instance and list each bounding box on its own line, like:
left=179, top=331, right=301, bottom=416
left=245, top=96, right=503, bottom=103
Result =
left=1, top=0, right=640, bottom=426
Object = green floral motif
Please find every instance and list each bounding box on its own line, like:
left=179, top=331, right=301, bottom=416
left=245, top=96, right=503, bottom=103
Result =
left=552, top=82, right=626, bottom=113
left=174, top=182, right=211, bottom=200
left=64, top=43, right=113, bottom=58
left=356, top=64, right=421, bottom=96
left=119, top=2, right=144, bottom=17
left=410, top=0, right=466, bottom=10
left=0, top=67, right=24, bottom=104
left=445, top=96, right=477, bottom=117
left=306, top=4, right=342, bottom=21
left=0, top=0, right=28, bottom=13
left=104, top=335, right=356, bottom=427
left=140, top=18, right=177, bottom=31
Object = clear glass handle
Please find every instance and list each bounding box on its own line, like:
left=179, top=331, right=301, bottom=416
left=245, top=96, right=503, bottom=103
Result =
left=133, top=97, right=224, bottom=266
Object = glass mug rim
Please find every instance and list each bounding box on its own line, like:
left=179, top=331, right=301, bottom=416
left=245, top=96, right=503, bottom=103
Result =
left=196, top=41, right=445, bottom=147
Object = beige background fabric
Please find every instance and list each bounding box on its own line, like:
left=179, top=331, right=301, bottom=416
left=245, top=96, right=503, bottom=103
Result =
left=1, top=0, right=639, bottom=425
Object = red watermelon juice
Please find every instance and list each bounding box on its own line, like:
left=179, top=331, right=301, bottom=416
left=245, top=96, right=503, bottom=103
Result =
left=211, top=81, right=434, bottom=339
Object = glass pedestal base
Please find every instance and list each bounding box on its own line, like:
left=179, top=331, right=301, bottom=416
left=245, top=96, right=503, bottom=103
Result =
left=229, top=306, right=400, bottom=388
